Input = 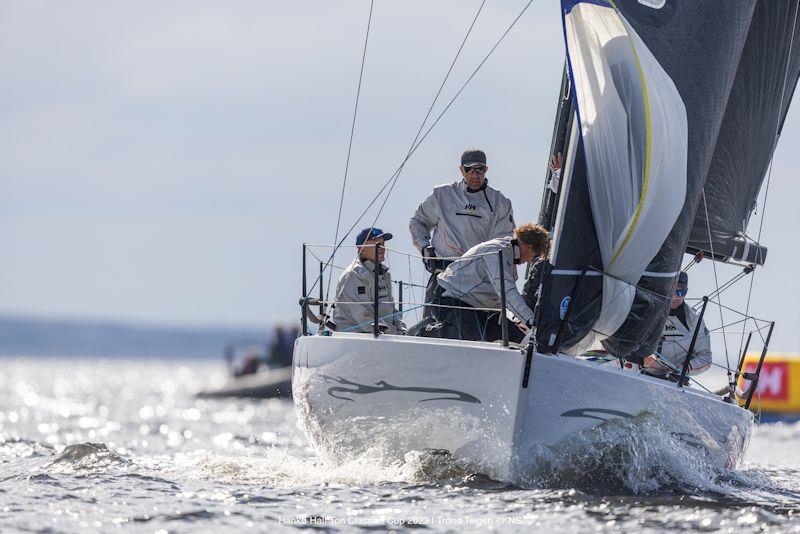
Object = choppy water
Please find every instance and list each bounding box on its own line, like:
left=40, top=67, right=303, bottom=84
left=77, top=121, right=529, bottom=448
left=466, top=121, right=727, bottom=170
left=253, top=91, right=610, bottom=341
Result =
left=1, top=358, right=799, bottom=533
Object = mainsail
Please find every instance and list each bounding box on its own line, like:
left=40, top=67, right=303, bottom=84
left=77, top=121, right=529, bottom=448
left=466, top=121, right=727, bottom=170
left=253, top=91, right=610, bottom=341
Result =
left=687, top=0, right=800, bottom=266
left=535, top=0, right=759, bottom=358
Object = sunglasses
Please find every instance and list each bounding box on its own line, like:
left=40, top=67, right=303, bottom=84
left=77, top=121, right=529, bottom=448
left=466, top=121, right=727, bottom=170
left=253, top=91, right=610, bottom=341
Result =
left=674, top=288, right=687, bottom=297
left=463, top=166, right=487, bottom=174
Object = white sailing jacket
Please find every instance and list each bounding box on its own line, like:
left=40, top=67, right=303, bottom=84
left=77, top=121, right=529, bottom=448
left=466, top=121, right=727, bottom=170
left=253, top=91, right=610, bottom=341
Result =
left=657, top=303, right=712, bottom=375
left=332, top=257, right=405, bottom=335
left=436, top=237, right=535, bottom=325
left=409, top=180, right=515, bottom=258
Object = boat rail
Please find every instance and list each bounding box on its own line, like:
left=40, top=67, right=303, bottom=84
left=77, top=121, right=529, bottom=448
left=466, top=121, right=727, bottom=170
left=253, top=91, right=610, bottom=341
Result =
left=298, top=242, right=775, bottom=406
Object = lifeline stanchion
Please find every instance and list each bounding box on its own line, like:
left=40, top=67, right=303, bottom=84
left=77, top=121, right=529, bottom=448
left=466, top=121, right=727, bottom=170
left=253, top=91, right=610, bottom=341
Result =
left=398, top=281, right=404, bottom=315
left=678, top=296, right=708, bottom=388
left=734, top=331, right=752, bottom=393
left=745, top=321, right=775, bottom=410
left=498, top=250, right=509, bottom=347
left=301, top=244, right=309, bottom=336
left=373, top=242, right=382, bottom=338
left=319, top=262, right=324, bottom=317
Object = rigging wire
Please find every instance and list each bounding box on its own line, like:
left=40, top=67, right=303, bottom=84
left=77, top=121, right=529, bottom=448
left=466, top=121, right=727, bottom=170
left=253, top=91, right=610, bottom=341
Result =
left=736, top=0, right=800, bottom=359
left=701, top=190, right=732, bottom=377
left=367, top=0, right=487, bottom=227
left=309, top=0, right=535, bottom=298
left=369, top=0, right=533, bottom=228
left=325, top=0, right=375, bottom=305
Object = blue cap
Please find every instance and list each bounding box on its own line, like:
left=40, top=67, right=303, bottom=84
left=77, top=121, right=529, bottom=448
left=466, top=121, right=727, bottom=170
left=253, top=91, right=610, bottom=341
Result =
left=356, top=227, right=393, bottom=246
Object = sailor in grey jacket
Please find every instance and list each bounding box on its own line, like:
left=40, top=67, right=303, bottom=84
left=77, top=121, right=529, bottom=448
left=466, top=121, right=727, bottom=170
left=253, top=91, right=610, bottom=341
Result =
left=409, top=149, right=515, bottom=261
left=644, top=272, right=711, bottom=377
left=436, top=236, right=536, bottom=327
left=657, top=302, right=712, bottom=375
left=332, top=228, right=406, bottom=335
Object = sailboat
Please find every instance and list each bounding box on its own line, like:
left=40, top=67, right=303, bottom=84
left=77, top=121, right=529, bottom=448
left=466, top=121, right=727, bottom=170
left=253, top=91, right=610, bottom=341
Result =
left=291, top=0, right=800, bottom=482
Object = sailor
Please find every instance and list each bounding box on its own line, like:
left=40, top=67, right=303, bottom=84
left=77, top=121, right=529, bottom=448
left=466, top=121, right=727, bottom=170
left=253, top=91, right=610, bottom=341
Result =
left=331, top=227, right=406, bottom=335
left=422, top=223, right=549, bottom=343
left=409, top=149, right=515, bottom=318
left=644, top=271, right=712, bottom=379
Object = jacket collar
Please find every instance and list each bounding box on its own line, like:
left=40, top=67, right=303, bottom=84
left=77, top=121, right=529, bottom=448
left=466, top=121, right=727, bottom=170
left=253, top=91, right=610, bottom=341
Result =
left=462, top=178, right=489, bottom=193
left=358, top=257, right=387, bottom=274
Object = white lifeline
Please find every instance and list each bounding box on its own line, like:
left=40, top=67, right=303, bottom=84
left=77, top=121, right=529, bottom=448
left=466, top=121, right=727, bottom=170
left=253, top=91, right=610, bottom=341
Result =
left=292, top=334, right=752, bottom=483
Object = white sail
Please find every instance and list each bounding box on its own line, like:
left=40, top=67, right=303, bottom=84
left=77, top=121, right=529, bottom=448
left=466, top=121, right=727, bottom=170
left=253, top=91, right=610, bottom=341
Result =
left=561, top=0, right=688, bottom=350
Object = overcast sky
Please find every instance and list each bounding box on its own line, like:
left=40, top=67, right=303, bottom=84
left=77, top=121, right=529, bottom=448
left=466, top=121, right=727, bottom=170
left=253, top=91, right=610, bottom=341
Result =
left=1, top=1, right=798, bottom=355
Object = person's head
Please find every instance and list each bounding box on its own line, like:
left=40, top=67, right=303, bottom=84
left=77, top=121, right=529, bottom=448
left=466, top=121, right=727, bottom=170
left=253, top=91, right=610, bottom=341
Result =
left=671, top=271, right=688, bottom=309
left=514, top=223, right=549, bottom=263
left=356, top=227, right=393, bottom=263
left=459, top=148, right=488, bottom=190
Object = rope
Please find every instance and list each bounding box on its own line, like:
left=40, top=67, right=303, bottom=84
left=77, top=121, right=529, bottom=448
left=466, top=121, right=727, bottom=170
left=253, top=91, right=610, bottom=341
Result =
left=701, top=190, right=732, bottom=377
left=737, top=0, right=799, bottom=358
left=307, top=0, right=535, bottom=288
left=339, top=304, right=425, bottom=333
left=324, top=0, right=375, bottom=307
left=369, top=0, right=535, bottom=229
left=368, top=0, right=487, bottom=228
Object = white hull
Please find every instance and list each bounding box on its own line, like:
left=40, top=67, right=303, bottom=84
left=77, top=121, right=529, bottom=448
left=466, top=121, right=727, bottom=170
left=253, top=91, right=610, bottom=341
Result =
left=292, top=334, right=752, bottom=482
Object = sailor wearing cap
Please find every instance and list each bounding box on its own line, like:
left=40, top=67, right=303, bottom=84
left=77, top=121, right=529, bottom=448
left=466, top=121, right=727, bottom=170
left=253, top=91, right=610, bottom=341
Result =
left=331, top=228, right=406, bottom=335
left=644, top=271, right=712, bottom=379
left=409, top=149, right=516, bottom=317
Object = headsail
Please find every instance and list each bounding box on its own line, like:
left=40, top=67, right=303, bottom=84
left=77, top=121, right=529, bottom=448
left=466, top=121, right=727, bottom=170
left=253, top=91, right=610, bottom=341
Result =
left=687, top=0, right=800, bottom=266
left=535, top=0, right=758, bottom=358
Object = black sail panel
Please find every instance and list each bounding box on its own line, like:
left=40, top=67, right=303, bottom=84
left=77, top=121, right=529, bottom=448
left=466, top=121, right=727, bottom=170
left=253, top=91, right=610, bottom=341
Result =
left=601, top=0, right=757, bottom=359
left=533, top=132, right=603, bottom=351
left=687, top=0, right=800, bottom=266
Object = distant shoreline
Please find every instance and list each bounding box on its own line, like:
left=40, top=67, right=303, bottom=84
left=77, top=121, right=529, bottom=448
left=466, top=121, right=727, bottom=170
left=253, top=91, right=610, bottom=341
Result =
left=0, top=315, right=270, bottom=359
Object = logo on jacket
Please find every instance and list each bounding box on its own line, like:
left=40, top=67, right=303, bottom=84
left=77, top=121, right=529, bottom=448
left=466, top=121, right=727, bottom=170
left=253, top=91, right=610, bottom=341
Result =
left=463, top=203, right=476, bottom=211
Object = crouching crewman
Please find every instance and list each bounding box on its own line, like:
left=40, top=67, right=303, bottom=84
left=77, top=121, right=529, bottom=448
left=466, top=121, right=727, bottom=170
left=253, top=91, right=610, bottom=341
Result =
left=422, top=222, right=549, bottom=343
left=643, top=271, right=711, bottom=380
left=332, top=227, right=406, bottom=335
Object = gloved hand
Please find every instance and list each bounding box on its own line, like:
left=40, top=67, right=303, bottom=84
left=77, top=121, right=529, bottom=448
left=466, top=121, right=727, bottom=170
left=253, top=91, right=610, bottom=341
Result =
left=423, top=246, right=439, bottom=274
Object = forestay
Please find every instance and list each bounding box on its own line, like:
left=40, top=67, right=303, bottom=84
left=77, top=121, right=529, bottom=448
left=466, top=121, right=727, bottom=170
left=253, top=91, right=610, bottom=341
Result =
left=559, top=0, right=687, bottom=350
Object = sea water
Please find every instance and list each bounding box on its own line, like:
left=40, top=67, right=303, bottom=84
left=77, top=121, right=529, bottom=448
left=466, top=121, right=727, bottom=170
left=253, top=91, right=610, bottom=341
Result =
left=1, top=358, right=798, bottom=533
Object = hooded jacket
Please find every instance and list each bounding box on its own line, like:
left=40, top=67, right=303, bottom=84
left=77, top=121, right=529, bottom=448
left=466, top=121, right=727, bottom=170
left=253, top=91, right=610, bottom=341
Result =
left=332, top=257, right=405, bottom=334
left=656, top=303, right=712, bottom=375
left=409, top=180, right=515, bottom=259
left=436, top=237, right=535, bottom=325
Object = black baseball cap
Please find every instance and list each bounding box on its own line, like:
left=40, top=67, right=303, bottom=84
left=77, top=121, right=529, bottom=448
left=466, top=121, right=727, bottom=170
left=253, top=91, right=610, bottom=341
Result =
left=461, top=149, right=486, bottom=167
left=677, top=271, right=688, bottom=287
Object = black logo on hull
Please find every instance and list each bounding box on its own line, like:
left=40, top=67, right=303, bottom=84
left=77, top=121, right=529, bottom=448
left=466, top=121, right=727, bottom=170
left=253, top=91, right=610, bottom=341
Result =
left=323, top=376, right=481, bottom=404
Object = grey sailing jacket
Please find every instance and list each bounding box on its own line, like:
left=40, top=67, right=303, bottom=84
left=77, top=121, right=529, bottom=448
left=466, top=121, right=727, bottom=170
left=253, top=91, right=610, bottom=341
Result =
left=409, top=180, right=515, bottom=258
left=657, top=303, right=712, bottom=375
left=436, top=237, right=535, bottom=325
left=332, top=257, right=405, bottom=334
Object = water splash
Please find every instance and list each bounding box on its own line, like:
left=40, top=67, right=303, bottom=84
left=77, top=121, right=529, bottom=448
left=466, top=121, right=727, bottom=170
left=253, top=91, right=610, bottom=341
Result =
left=47, top=442, right=129, bottom=472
